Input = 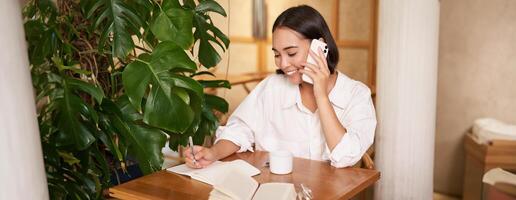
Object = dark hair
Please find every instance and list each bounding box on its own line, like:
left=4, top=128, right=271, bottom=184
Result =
left=272, top=5, right=339, bottom=74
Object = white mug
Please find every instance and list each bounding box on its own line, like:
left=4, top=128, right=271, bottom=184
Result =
left=269, top=150, right=293, bottom=174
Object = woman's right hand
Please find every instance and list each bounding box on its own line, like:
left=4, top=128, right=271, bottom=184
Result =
left=183, top=145, right=218, bottom=168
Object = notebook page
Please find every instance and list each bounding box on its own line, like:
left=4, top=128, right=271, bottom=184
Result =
left=209, top=189, right=233, bottom=200
left=213, top=169, right=259, bottom=200
left=167, top=159, right=260, bottom=186
left=252, top=183, right=296, bottom=200
left=192, top=160, right=260, bottom=185
left=166, top=161, right=223, bottom=176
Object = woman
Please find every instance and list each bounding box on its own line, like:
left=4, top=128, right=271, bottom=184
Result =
left=184, top=5, right=376, bottom=168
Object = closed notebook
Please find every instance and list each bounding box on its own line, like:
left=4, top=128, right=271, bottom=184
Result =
left=166, top=159, right=260, bottom=186
left=209, top=169, right=296, bottom=200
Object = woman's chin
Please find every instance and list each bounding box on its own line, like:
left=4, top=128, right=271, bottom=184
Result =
left=286, top=74, right=303, bottom=85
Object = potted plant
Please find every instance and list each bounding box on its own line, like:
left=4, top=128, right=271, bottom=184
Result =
left=23, top=0, right=230, bottom=198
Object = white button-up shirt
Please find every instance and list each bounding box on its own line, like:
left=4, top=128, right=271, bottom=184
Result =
left=215, top=71, right=377, bottom=168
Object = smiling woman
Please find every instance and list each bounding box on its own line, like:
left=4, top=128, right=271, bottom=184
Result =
left=183, top=5, right=377, bottom=170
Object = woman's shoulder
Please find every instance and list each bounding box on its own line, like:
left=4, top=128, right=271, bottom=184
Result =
left=335, top=71, right=372, bottom=98
left=243, top=73, right=294, bottom=105
left=253, top=73, right=291, bottom=93
left=261, top=73, right=289, bottom=85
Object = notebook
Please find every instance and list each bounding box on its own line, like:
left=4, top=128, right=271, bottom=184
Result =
left=166, top=159, right=261, bottom=186
left=209, top=169, right=296, bottom=200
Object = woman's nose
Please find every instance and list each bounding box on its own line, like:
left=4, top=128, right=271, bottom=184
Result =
left=280, top=57, right=289, bottom=68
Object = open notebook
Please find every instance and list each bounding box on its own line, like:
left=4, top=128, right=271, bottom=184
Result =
left=166, top=159, right=261, bottom=186
left=209, top=169, right=296, bottom=200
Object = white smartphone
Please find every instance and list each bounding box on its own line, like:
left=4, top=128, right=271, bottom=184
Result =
left=302, top=39, right=329, bottom=84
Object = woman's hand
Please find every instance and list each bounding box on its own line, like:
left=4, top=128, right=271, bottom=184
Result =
left=300, top=47, right=331, bottom=100
left=183, top=145, right=218, bottom=168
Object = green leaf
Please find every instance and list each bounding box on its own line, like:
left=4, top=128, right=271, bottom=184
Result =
left=205, top=94, right=228, bottom=113
left=190, top=70, right=215, bottom=77
left=210, top=22, right=230, bottom=48
left=162, top=0, right=181, bottom=10
left=77, top=99, right=100, bottom=124
left=108, top=112, right=167, bottom=174
left=150, top=8, right=194, bottom=49
left=127, top=124, right=167, bottom=174
left=121, top=57, right=152, bottom=112
left=193, top=14, right=229, bottom=68
left=116, top=95, right=143, bottom=121
left=67, top=78, right=105, bottom=103
left=198, top=80, right=231, bottom=89
left=122, top=42, right=200, bottom=132
left=24, top=20, right=60, bottom=65
left=182, top=0, right=196, bottom=9
left=160, top=73, right=204, bottom=98
left=199, top=39, right=221, bottom=68
left=122, top=42, right=196, bottom=112
left=54, top=92, right=96, bottom=150
left=86, top=0, right=143, bottom=59
left=195, top=0, right=227, bottom=17
left=151, top=41, right=197, bottom=71
left=58, top=151, right=81, bottom=165
left=143, top=83, right=194, bottom=132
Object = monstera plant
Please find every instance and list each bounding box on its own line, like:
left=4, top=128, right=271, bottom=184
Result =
left=23, top=0, right=230, bottom=198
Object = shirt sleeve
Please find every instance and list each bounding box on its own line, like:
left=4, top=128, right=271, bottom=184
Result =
left=214, top=76, right=271, bottom=153
left=328, top=83, right=377, bottom=168
left=214, top=118, right=255, bottom=153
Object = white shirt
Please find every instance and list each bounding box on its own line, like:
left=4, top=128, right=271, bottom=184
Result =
left=215, top=71, right=377, bottom=168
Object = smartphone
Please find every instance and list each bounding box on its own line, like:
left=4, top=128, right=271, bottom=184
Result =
left=302, top=39, right=329, bottom=84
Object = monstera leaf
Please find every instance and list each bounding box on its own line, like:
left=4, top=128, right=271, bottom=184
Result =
left=150, top=7, right=194, bottom=49
left=192, top=0, right=229, bottom=68
left=84, top=0, right=144, bottom=59
left=122, top=41, right=202, bottom=133
left=54, top=77, right=104, bottom=150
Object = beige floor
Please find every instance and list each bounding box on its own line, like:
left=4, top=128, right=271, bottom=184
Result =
left=434, top=192, right=460, bottom=200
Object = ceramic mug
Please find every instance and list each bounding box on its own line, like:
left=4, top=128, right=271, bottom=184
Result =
left=269, top=150, right=293, bottom=174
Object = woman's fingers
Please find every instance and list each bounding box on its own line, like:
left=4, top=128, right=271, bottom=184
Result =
left=300, top=65, right=317, bottom=79
left=309, top=49, right=328, bottom=75
left=317, top=48, right=330, bottom=74
left=193, top=148, right=207, bottom=160
left=308, top=50, right=323, bottom=68
left=184, top=145, right=210, bottom=168
left=185, top=157, right=202, bottom=168
left=302, top=62, right=321, bottom=75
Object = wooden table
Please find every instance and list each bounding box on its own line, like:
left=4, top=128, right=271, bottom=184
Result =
left=109, top=151, right=380, bottom=200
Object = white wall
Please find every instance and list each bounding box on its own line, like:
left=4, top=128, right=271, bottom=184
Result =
left=0, top=0, right=48, bottom=199
left=435, top=0, right=516, bottom=196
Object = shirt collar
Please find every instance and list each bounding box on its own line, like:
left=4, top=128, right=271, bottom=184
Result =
left=281, top=71, right=352, bottom=110
left=281, top=79, right=299, bottom=109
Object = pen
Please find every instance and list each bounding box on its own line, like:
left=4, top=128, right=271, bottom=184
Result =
left=188, top=136, right=197, bottom=165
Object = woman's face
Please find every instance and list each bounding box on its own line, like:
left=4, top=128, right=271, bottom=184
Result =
left=272, top=27, right=311, bottom=84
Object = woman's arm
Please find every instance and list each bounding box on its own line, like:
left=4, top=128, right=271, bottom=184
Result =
left=210, top=140, right=240, bottom=160
left=301, top=48, right=346, bottom=150
left=315, top=97, right=346, bottom=150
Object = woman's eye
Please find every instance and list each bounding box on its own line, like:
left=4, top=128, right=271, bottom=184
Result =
left=274, top=54, right=280, bottom=58
left=288, top=53, right=297, bottom=57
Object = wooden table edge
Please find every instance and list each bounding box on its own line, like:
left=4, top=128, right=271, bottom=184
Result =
left=109, top=187, right=152, bottom=200
left=340, top=170, right=380, bottom=199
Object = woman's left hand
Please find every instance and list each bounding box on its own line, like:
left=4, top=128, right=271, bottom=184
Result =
left=300, top=47, right=331, bottom=99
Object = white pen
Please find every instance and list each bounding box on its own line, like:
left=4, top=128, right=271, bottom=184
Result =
left=188, top=136, right=197, bottom=165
